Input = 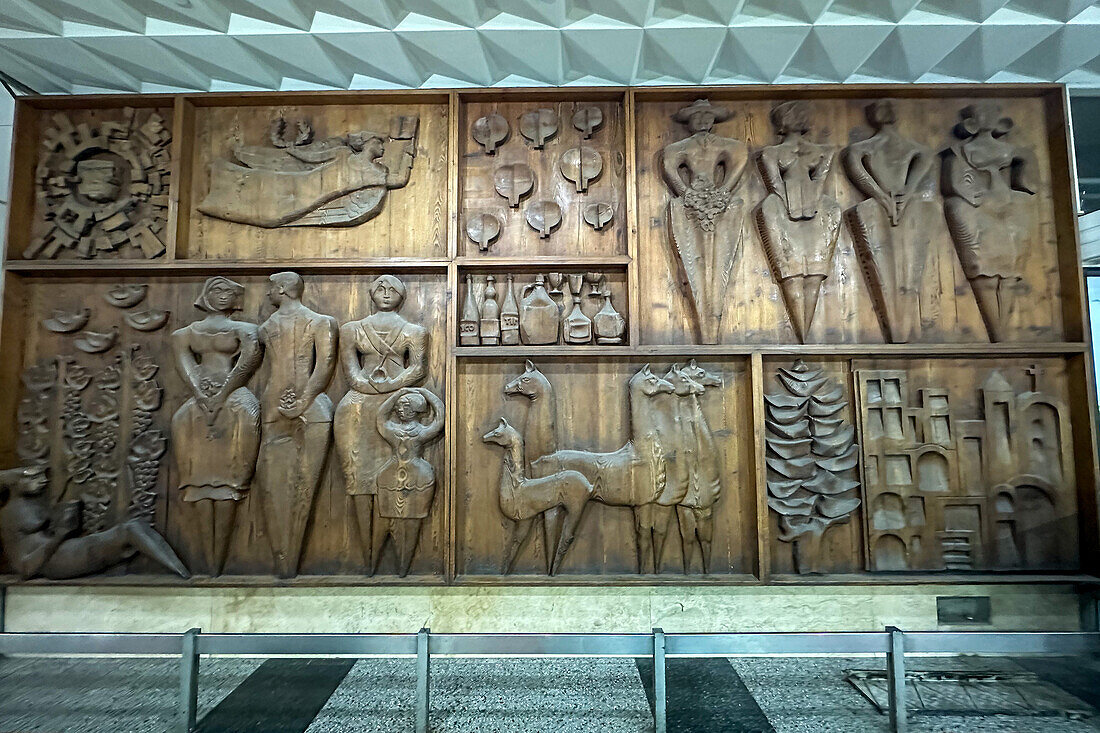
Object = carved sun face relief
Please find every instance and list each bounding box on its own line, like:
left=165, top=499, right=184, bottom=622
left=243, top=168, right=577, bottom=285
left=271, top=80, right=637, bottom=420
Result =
left=28, top=108, right=172, bottom=260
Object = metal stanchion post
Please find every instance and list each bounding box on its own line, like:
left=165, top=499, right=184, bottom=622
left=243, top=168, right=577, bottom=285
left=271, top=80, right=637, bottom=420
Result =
left=653, top=628, right=666, bottom=733
left=886, top=626, right=907, bottom=733
left=416, top=627, right=430, bottom=733
left=177, top=628, right=201, bottom=733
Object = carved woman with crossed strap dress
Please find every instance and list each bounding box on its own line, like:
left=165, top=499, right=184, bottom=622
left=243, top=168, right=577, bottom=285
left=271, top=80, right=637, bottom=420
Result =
left=333, top=274, right=432, bottom=574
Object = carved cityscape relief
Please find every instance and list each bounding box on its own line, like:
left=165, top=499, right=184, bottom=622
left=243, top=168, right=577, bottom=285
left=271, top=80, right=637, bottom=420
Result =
left=198, top=114, right=419, bottom=228
left=460, top=272, right=625, bottom=347
left=27, top=108, right=172, bottom=259
left=854, top=361, right=1077, bottom=572
left=477, top=360, right=729, bottom=575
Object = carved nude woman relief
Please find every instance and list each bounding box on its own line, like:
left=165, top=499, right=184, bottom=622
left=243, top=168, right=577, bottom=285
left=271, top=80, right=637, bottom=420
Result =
left=842, top=100, right=936, bottom=344
left=755, top=101, right=842, bottom=344
left=941, top=102, right=1038, bottom=342
left=660, top=99, right=749, bottom=345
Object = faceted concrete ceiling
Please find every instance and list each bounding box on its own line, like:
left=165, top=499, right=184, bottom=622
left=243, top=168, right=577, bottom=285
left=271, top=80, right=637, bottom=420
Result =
left=1, top=0, right=1100, bottom=93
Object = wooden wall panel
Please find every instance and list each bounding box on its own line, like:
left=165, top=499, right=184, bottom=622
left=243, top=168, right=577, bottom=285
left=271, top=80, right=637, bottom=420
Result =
left=0, top=85, right=1092, bottom=587
left=184, top=101, right=449, bottom=261
left=458, top=95, right=627, bottom=258
left=634, top=95, right=1064, bottom=346
left=455, top=357, right=754, bottom=579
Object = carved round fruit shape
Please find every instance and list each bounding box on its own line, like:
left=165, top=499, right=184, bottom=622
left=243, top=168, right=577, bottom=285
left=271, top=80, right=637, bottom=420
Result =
left=572, top=106, right=604, bottom=138
left=465, top=212, right=502, bottom=252
left=494, top=163, right=535, bottom=207
left=519, top=108, right=558, bottom=148
left=525, top=201, right=562, bottom=238
left=560, top=146, right=602, bottom=192
left=472, top=113, right=509, bottom=154
left=583, top=202, right=614, bottom=231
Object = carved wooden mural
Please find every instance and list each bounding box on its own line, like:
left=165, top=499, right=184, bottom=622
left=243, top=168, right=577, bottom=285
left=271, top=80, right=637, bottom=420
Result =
left=0, top=86, right=1093, bottom=585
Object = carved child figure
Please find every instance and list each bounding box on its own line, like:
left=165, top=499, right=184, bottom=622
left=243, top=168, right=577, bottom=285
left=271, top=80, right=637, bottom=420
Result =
left=256, top=272, right=338, bottom=578
left=334, top=274, right=430, bottom=574
left=755, top=101, right=842, bottom=343
left=373, top=387, right=445, bottom=577
left=0, top=464, right=189, bottom=579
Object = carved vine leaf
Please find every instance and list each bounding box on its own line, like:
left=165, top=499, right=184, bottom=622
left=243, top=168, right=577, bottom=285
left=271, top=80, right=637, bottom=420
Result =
left=765, top=360, right=861, bottom=570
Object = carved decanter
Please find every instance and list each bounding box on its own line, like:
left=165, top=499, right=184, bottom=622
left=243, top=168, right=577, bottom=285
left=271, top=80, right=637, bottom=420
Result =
left=591, top=280, right=625, bottom=345
left=563, top=274, right=592, bottom=345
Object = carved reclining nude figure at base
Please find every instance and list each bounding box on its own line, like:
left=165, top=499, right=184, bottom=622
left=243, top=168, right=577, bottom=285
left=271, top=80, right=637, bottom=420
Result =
left=941, top=102, right=1038, bottom=342
left=661, top=99, right=749, bottom=344
left=755, top=101, right=842, bottom=343
left=843, top=100, right=936, bottom=344
left=198, top=116, right=419, bottom=228
left=256, top=272, right=337, bottom=578
left=0, top=464, right=189, bottom=580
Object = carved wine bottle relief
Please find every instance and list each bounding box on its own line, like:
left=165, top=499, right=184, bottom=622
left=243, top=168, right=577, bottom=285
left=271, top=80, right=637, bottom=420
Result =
left=519, top=108, right=558, bottom=148
left=563, top=274, right=592, bottom=344
left=591, top=275, right=625, bottom=344
left=472, top=113, right=509, bottom=154
left=466, top=212, right=501, bottom=253
left=460, top=274, right=480, bottom=346
left=494, top=163, right=535, bottom=207
left=520, top=274, right=559, bottom=345
left=525, top=200, right=561, bottom=238
left=500, top=275, right=521, bottom=346
left=765, top=360, right=860, bottom=575
left=661, top=99, right=749, bottom=345
left=560, top=146, right=602, bottom=192
left=572, top=105, right=604, bottom=139
left=842, top=100, right=936, bottom=344
left=480, top=275, right=502, bottom=346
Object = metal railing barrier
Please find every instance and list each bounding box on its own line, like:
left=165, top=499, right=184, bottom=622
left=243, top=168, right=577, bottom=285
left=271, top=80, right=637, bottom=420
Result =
left=1, top=628, right=1098, bottom=733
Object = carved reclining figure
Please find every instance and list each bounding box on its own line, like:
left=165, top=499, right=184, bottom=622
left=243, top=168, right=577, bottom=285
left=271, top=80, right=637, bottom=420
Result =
left=0, top=464, right=189, bottom=580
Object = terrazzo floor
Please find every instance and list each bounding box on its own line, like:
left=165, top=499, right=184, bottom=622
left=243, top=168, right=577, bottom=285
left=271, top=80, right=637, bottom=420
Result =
left=1, top=654, right=1097, bottom=732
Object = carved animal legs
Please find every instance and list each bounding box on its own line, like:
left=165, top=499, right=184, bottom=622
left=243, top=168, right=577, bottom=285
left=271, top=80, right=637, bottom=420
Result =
left=676, top=506, right=715, bottom=574
left=550, top=501, right=591, bottom=576
left=503, top=516, right=537, bottom=574
left=37, top=521, right=189, bottom=579
left=542, top=507, right=563, bottom=575
left=652, top=505, right=676, bottom=572
left=192, top=499, right=238, bottom=576
left=632, top=504, right=657, bottom=574
left=352, top=494, right=374, bottom=572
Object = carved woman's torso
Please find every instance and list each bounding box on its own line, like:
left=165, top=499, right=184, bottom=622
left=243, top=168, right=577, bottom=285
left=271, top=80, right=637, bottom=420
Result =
left=858, top=130, right=928, bottom=196
left=666, top=132, right=747, bottom=190
left=186, top=317, right=251, bottom=389
left=958, top=133, right=1016, bottom=194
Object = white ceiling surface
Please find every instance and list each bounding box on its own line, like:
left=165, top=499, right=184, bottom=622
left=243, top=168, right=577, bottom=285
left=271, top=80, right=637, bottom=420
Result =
left=1, top=1, right=1100, bottom=93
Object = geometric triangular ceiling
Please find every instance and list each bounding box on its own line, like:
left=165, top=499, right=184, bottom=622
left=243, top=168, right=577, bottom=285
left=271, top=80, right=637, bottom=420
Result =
left=0, top=0, right=1098, bottom=93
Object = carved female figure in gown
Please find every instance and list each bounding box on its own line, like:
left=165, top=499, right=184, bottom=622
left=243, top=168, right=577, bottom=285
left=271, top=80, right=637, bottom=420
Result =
left=373, top=387, right=444, bottom=577
left=755, top=101, right=842, bottom=343
left=842, top=100, right=936, bottom=343
left=660, top=99, right=749, bottom=344
left=333, top=275, right=429, bottom=574
left=942, top=101, right=1037, bottom=342
left=171, top=276, right=262, bottom=576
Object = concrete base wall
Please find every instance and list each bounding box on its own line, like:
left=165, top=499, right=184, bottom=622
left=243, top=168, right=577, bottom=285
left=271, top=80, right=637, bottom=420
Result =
left=3, top=584, right=1084, bottom=634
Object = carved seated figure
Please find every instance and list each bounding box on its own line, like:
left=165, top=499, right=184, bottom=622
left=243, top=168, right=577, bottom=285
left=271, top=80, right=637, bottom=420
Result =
left=0, top=464, right=189, bottom=580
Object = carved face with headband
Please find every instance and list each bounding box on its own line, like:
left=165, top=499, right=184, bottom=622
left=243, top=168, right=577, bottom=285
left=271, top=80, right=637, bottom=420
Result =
left=370, top=274, right=406, bottom=313
left=195, top=276, right=245, bottom=314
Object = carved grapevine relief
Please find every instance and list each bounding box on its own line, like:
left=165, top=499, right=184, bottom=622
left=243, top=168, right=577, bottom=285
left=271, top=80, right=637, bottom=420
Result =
left=27, top=108, right=172, bottom=259
left=765, top=361, right=861, bottom=574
